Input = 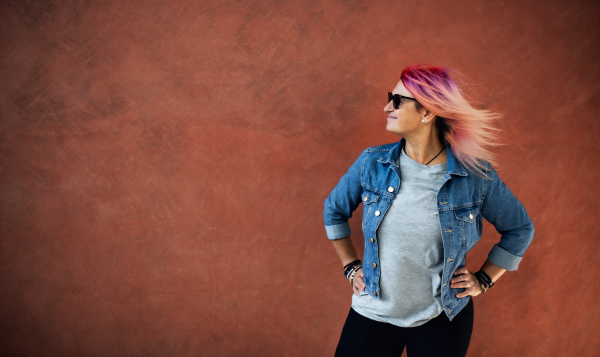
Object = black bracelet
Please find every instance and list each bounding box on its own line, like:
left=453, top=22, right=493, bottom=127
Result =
left=349, top=264, right=362, bottom=284
left=475, top=270, right=494, bottom=288
left=343, top=260, right=361, bottom=278
left=345, top=262, right=361, bottom=278
left=474, top=275, right=488, bottom=293
left=474, top=272, right=487, bottom=293
left=346, top=265, right=361, bottom=280
left=343, top=259, right=361, bottom=271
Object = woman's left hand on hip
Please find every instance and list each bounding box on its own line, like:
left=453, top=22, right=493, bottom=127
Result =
left=450, top=267, right=481, bottom=298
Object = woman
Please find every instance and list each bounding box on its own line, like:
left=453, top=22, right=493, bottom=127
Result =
left=323, top=64, right=534, bottom=356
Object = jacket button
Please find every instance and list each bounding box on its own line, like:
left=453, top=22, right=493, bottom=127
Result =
left=373, top=291, right=377, bottom=296
left=469, top=213, right=474, bottom=219
left=443, top=283, right=447, bottom=287
left=375, top=211, right=381, bottom=216
left=370, top=238, right=374, bottom=243
left=372, top=263, right=377, bottom=268
left=363, top=195, right=368, bottom=201
left=388, top=187, right=394, bottom=192
left=447, top=258, right=453, bottom=262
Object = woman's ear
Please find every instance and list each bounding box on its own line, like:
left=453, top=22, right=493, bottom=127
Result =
left=425, top=110, right=436, bottom=121
left=419, top=107, right=436, bottom=123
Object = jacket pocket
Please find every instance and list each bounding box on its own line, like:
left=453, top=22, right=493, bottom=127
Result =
left=454, top=205, right=481, bottom=249
left=361, top=192, right=380, bottom=205
left=361, top=192, right=380, bottom=230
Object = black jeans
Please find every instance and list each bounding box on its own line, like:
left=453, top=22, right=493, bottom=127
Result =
left=335, top=299, right=474, bottom=357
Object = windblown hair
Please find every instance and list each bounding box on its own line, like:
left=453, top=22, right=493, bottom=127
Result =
left=400, top=64, right=501, bottom=178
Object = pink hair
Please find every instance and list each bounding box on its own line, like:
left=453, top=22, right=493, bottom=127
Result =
left=400, top=64, right=501, bottom=177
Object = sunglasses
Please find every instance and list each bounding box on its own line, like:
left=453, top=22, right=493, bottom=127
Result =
left=388, top=92, right=417, bottom=110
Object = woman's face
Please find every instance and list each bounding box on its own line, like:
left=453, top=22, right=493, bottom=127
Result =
left=384, top=81, right=424, bottom=137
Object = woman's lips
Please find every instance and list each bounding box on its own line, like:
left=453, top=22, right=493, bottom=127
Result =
left=387, top=115, right=397, bottom=120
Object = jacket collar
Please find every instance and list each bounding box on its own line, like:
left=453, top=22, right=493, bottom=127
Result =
left=378, top=139, right=468, bottom=177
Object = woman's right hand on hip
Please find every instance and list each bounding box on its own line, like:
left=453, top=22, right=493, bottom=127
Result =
left=351, top=268, right=365, bottom=295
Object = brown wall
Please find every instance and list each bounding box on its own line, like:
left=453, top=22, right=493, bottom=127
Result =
left=1, top=0, right=598, bottom=356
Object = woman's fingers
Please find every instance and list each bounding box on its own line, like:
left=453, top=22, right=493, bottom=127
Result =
left=453, top=267, right=469, bottom=276
left=456, top=283, right=480, bottom=298
left=450, top=268, right=481, bottom=298
left=352, top=279, right=364, bottom=295
left=356, top=268, right=365, bottom=291
left=455, top=281, right=476, bottom=298
left=351, top=268, right=365, bottom=294
left=450, top=267, right=471, bottom=284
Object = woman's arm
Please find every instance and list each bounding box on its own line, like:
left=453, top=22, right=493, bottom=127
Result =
left=451, top=164, right=534, bottom=298
left=324, top=151, right=367, bottom=295
left=323, top=151, right=366, bottom=240
left=480, top=165, right=535, bottom=271
left=331, top=236, right=365, bottom=295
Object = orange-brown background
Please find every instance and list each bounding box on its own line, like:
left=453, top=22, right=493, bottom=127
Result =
left=1, top=1, right=598, bottom=356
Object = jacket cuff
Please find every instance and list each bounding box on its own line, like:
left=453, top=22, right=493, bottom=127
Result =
left=325, top=223, right=352, bottom=240
left=487, top=245, right=523, bottom=271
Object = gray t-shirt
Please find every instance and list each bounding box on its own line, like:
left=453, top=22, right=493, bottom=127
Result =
left=352, top=148, right=447, bottom=327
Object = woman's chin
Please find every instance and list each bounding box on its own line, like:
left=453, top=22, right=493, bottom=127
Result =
left=386, top=124, right=401, bottom=135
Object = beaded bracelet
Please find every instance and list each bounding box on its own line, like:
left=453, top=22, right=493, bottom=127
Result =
left=349, top=264, right=362, bottom=285
left=347, top=264, right=362, bottom=281
left=343, top=260, right=361, bottom=278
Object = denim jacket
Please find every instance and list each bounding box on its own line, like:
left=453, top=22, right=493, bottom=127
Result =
left=323, top=139, right=534, bottom=320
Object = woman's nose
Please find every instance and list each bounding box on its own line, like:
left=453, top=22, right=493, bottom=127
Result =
left=384, top=101, right=393, bottom=113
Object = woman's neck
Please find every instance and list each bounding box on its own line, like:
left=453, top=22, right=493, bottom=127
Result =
left=404, top=136, right=446, bottom=165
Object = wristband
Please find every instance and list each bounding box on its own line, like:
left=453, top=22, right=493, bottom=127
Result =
left=474, top=272, right=487, bottom=293
left=343, top=260, right=361, bottom=278
left=344, top=259, right=361, bottom=270
left=475, top=270, right=494, bottom=288
left=474, top=271, right=494, bottom=293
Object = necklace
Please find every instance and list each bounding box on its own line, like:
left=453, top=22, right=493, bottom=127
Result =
left=425, top=146, right=445, bottom=165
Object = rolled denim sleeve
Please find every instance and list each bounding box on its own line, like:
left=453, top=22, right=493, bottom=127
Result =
left=481, top=165, right=535, bottom=271
left=323, top=151, right=365, bottom=240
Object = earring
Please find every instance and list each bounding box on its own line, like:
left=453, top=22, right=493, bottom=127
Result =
left=422, top=119, right=426, bottom=123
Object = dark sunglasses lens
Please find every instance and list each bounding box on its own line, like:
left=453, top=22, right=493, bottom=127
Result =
left=387, top=92, right=399, bottom=109
left=388, top=93, right=400, bottom=109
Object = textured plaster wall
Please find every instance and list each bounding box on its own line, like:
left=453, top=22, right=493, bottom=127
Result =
left=1, top=0, right=599, bottom=356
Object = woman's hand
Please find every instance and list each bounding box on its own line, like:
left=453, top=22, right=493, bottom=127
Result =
left=350, top=268, right=365, bottom=295
left=450, top=267, right=481, bottom=298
